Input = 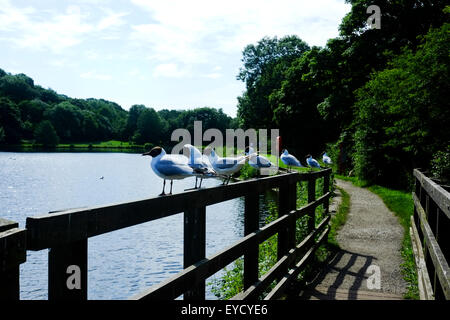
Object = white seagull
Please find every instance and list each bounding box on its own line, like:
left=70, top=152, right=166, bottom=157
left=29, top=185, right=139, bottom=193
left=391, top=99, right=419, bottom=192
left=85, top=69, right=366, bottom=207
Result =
left=280, top=149, right=303, bottom=171
left=306, top=154, right=321, bottom=170
left=142, top=146, right=196, bottom=196
left=182, top=144, right=217, bottom=188
left=245, top=146, right=274, bottom=173
left=322, top=152, right=332, bottom=165
left=204, top=147, right=248, bottom=185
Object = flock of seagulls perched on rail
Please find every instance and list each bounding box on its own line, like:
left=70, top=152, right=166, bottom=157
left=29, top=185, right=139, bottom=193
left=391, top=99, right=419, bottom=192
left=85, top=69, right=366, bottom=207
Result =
left=142, top=144, right=332, bottom=196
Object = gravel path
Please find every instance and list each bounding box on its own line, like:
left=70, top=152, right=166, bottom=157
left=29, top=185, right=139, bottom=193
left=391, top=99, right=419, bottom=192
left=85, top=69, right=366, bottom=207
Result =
left=299, top=179, right=408, bottom=299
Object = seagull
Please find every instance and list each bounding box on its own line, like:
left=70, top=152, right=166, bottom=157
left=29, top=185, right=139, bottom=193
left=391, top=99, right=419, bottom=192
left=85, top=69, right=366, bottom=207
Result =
left=182, top=144, right=217, bottom=188
left=245, top=146, right=274, bottom=175
left=204, top=147, right=248, bottom=185
left=322, top=152, right=332, bottom=165
left=280, top=149, right=303, bottom=172
left=142, top=146, right=196, bottom=196
left=306, top=154, right=321, bottom=170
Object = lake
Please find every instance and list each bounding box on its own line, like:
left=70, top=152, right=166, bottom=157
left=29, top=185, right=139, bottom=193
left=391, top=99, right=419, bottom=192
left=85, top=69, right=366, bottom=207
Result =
left=0, top=151, right=271, bottom=300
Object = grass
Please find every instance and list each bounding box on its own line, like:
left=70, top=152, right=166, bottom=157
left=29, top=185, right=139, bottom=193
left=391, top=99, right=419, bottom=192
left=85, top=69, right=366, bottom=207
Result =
left=336, top=176, right=419, bottom=299
left=327, top=186, right=351, bottom=249
left=16, top=140, right=145, bottom=151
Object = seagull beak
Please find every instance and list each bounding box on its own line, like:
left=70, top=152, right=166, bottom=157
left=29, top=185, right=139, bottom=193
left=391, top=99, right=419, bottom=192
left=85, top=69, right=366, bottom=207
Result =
left=142, top=151, right=151, bottom=156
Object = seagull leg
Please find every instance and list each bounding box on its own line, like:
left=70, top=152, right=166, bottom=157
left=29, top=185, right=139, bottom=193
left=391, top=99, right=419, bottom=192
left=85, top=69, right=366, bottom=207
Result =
left=159, top=180, right=166, bottom=196
left=169, top=180, right=173, bottom=195
left=199, top=178, right=203, bottom=188
left=194, top=177, right=198, bottom=189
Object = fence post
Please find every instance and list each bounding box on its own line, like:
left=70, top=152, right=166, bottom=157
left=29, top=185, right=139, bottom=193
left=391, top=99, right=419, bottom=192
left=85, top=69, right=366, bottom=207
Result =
left=184, top=206, right=206, bottom=300
left=307, top=176, right=316, bottom=232
left=323, top=171, right=330, bottom=215
left=0, top=218, right=27, bottom=300
left=244, top=192, right=260, bottom=290
left=48, top=239, right=88, bottom=300
left=278, top=176, right=297, bottom=261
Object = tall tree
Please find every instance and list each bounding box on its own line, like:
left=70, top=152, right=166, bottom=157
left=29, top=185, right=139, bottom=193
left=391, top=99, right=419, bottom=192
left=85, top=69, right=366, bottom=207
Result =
left=34, top=120, right=59, bottom=147
left=353, top=22, right=450, bottom=188
left=0, top=97, right=22, bottom=143
left=236, top=35, right=310, bottom=129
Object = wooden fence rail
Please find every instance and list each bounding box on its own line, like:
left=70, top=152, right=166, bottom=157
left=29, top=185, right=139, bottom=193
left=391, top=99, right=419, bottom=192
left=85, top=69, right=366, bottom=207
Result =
left=411, top=169, right=450, bottom=300
left=0, top=168, right=332, bottom=300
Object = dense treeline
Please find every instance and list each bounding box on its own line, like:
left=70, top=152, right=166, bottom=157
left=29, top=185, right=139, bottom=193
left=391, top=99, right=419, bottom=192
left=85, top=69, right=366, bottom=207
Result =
left=0, top=69, right=235, bottom=148
left=236, top=1, right=449, bottom=189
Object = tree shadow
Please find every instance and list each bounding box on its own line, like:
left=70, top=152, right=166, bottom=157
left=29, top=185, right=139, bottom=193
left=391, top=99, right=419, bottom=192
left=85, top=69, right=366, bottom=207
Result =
left=287, top=248, right=376, bottom=300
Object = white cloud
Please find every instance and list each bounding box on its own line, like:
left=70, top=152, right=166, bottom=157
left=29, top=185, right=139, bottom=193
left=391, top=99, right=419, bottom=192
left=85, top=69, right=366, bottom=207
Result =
left=129, top=0, right=351, bottom=66
left=0, top=1, right=129, bottom=53
left=153, top=63, right=189, bottom=78
left=80, top=71, right=112, bottom=80
left=203, top=73, right=222, bottom=79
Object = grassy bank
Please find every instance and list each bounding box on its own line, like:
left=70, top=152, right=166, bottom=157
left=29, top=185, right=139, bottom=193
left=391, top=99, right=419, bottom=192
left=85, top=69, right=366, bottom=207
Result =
left=327, top=186, right=350, bottom=249
left=1, top=140, right=147, bottom=152
left=335, top=175, right=419, bottom=299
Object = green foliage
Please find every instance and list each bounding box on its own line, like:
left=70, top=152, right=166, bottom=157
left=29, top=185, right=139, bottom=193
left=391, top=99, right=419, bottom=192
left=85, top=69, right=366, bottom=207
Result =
left=0, top=97, right=22, bottom=143
left=135, top=108, right=168, bottom=144
left=238, top=163, right=258, bottom=180
left=327, top=187, right=350, bottom=248
left=0, top=69, right=236, bottom=147
left=33, top=120, right=59, bottom=147
left=0, top=126, right=4, bottom=143
left=431, top=147, right=450, bottom=183
left=237, top=35, right=310, bottom=129
left=353, top=22, right=450, bottom=189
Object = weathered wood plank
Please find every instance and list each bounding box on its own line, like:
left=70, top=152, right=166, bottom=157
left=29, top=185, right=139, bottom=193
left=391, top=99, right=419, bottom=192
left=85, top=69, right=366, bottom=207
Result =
left=26, top=172, right=300, bottom=250
left=409, top=215, right=434, bottom=300
left=414, top=169, right=450, bottom=219
left=244, top=192, right=259, bottom=290
left=413, top=193, right=450, bottom=299
left=183, top=206, right=206, bottom=300
left=0, top=227, right=27, bottom=300
left=0, top=228, right=27, bottom=271
left=0, top=218, right=19, bottom=233
left=264, top=226, right=329, bottom=300
left=48, top=239, right=88, bottom=300
left=234, top=219, right=321, bottom=300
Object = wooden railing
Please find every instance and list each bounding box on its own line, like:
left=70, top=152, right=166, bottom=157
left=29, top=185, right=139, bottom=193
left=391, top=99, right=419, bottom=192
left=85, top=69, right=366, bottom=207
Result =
left=0, top=168, right=332, bottom=300
left=411, top=169, right=450, bottom=300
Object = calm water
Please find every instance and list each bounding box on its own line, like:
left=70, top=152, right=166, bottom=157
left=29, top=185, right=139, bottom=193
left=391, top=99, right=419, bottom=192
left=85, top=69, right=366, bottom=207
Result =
left=0, top=151, right=269, bottom=300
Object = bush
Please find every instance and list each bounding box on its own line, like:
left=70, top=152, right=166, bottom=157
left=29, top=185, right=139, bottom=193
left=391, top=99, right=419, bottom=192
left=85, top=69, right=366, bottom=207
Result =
left=34, top=120, right=59, bottom=147
left=144, top=142, right=154, bottom=152
left=431, top=147, right=450, bottom=183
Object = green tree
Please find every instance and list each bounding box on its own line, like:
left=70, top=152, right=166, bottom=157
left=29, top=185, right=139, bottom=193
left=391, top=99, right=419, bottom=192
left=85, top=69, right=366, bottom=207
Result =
left=0, top=126, right=5, bottom=143
left=44, top=101, right=84, bottom=141
left=237, top=35, right=310, bottom=128
left=353, top=22, right=450, bottom=188
left=135, top=107, right=168, bottom=144
left=124, top=104, right=147, bottom=140
left=34, top=120, right=59, bottom=146
left=0, top=97, right=22, bottom=143
left=0, top=74, right=38, bottom=102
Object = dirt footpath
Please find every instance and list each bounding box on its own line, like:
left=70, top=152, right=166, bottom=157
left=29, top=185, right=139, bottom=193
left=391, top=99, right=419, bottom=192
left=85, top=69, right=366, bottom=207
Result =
left=298, top=179, right=407, bottom=300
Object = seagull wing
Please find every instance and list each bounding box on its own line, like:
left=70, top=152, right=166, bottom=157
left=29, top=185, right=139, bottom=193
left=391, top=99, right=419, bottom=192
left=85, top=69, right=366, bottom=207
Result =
left=155, top=155, right=193, bottom=176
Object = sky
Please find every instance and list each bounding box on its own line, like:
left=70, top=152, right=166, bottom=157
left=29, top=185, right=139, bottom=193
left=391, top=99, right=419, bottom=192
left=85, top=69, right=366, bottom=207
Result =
left=0, top=0, right=351, bottom=117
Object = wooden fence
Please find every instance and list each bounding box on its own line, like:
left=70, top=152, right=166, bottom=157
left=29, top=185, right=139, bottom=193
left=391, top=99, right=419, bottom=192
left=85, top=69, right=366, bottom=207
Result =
left=411, top=169, right=450, bottom=300
left=0, top=168, right=332, bottom=300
